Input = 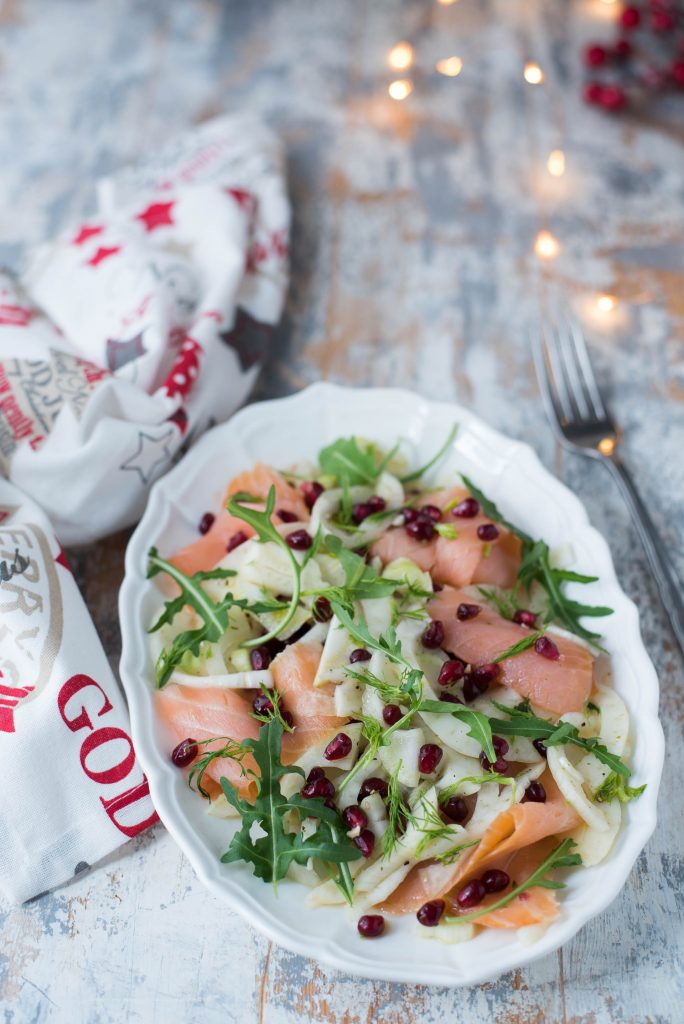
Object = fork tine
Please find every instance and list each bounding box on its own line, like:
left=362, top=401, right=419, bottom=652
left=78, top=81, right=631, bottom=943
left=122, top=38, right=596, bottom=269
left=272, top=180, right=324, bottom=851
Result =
left=566, top=313, right=609, bottom=421
left=555, top=313, right=592, bottom=421
left=533, top=317, right=572, bottom=430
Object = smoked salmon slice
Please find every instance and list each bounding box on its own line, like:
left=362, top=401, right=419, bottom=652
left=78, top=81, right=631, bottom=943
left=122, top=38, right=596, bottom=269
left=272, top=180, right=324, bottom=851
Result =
left=473, top=839, right=561, bottom=928
left=428, top=587, right=594, bottom=715
left=371, top=486, right=521, bottom=590
left=171, top=463, right=309, bottom=576
left=273, top=640, right=347, bottom=759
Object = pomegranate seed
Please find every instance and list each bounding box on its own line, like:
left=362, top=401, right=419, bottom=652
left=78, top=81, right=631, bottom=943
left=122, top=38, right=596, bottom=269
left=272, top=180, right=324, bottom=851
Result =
left=307, top=766, right=325, bottom=783
left=420, top=504, right=442, bottom=522
left=250, top=647, right=271, bottom=671
left=452, top=497, right=479, bottom=518
left=343, top=805, right=368, bottom=831
left=353, top=829, right=375, bottom=858
left=281, top=710, right=294, bottom=729
left=382, top=703, right=403, bottom=726
left=477, top=523, right=499, bottom=542
left=286, top=529, right=313, bottom=550
left=442, top=796, right=467, bottom=822
left=358, top=777, right=389, bottom=801
left=523, top=781, right=547, bottom=803
left=620, top=5, right=641, bottom=29
left=171, top=738, right=198, bottom=767
left=227, top=530, right=248, bottom=552
left=357, top=914, right=385, bottom=938
left=535, top=636, right=560, bottom=661
left=301, top=776, right=335, bottom=799
left=480, top=752, right=509, bottom=774
left=350, top=648, right=371, bottom=663
left=583, top=81, right=604, bottom=105
left=198, top=512, right=215, bottom=535
left=277, top=508, right=298, bottom=523
left=456, top=879, right=486, bottom=909
left=600, top=84, right=627, bottom=110
left=513, top=609, right=537, bottom=628
left=651, top=8, right=675, bottom=29
left=463, top=663, right=498, bottom=701
left=313, top=596, right=333, bottom=622
left=533, top=738, right=548, bottom=758
left=352, top=502, right=372, bottom=524
left=440, top=692, right=464, bottom=705
left=419, top=743, right=443, bottom=774
left=401, top=506, right=419, bottom=523
left=457, top=603, right=481, bottom=621
left=367, top=495, right=387, bottom=514
left=406, top=518, right=435, bottom=541
left=324, top=732, right=353, bottom=761
left=482, top=869, right=510, bottom=894
left=417, top=899, right=445, bottom=927
left=437, top=659, right=465, bottom=686
left=301, top=480, right=324, bottom=509
left=252, top=692, right=275, bottom=717
left=421, top=620, right=445, bottom=648
left=614, top=38, right=632, bottom=59
left=492, top=736, right=509, bottom=757
left=583, top=43, right=607, bottom=67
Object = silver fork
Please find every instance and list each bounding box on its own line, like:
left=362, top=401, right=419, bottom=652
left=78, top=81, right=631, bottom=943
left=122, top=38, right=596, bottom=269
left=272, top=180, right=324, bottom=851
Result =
left=534, top=309, right=684, bottom=654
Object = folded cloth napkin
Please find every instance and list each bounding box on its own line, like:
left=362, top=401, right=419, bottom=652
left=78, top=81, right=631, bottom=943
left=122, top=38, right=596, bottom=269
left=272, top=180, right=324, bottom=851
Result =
left=0, top=478, right=158, bottom=903
left=0, top=114, right=289, bottom=545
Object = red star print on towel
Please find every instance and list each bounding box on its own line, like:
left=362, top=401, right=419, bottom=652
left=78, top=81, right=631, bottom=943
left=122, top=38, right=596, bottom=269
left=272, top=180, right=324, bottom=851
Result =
left=226, top=187, right=256, bottom=214
left=162, top=336, right=202, bottom=400
left=87, top=246, right=121, bottom=268
left=54, top=543, right=72, bottom=573
left=72, top=224, right=104, bottom=246
left=136, top=201, right=175, bottom=232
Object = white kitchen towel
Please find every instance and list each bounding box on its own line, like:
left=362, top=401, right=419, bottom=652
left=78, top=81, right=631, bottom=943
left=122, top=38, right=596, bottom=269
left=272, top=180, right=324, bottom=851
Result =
left=0, top=114, right=289, bottom=545
left=0, top=478, right=159, bottom=903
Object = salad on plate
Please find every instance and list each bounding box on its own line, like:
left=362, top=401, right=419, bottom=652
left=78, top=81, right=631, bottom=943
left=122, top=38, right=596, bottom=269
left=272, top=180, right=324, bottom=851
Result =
left=146, top=429, right=645, bottom=943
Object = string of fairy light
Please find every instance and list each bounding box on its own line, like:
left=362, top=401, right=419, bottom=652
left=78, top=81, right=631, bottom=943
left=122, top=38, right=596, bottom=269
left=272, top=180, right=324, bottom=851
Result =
left=385, top=0, right=623, bottom=321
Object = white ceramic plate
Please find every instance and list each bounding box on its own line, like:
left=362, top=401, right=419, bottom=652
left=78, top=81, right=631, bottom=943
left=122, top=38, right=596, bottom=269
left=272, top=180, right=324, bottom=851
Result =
left=119, top=383, right=664, bottom=986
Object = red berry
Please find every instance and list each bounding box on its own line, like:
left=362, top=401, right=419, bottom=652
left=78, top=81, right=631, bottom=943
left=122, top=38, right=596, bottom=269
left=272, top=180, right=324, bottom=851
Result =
left=583, top=44, right=607, bottom=68
left=301, top=776, right=335, bottom=799
left=343, top=805, right=368, bottom=831
left=277, top=508, right=298, bottom=523
left=534, top=635, right=561, bottom=661
left=442, top=796, right=468, bottom=822
left=456, top=879, right=486, bottom=909
left=250, top=646, right=271, bottom=671
left=382, top=703, right=403, bottom=725
left=620, top=6, right=641, bottom=30
left=419, top=504, right=442, bottom=522
left=457, top=603, right=481, bottom=621
left=417, top=899, right=445, bottom=927
left=452, top=497, right=479, bottom=518
left=227, top=530, right=248, bottom=552
left=421, top=620, right=445, bottom=648
left=300, top=480, right=324, bottom=509
left=614, top=38, right=632, bottom=59
left=418, top=743, right=443, bottom=774
left=482, top=869, right=510, bottom=894
left=353, top=829, right=375, bottom=858
left=252, top=692, right=275, bottom=717
left=513, top=609, right=537, bottom=628
left=313, top=596, right=333, bottom=622
left=286, top=529, right=313, bottom=550
left=367, top=495, right=387, bottom=514
left=406, top=518, right=435, bottom=541
left=349, top=648, right=371, bottom=663
left=672, top=60, right=684, bottom=87
left=437, top=658, right=466, bottom=686
left=600, top=85, right=627, bottom=111
left=171, top=738, right=198, bottom=767
left=650, top=8, right=675, bottom=30
left=324, top=732, right=353, bottom=761
left=523, top=781, right=547, bottom=803
left=198, top=512, right=215, bottom=535
left=358, top=777, right=389, bottom=801
left=477, top=523, right=499, bottom=541
left=583, top=81, right=604, bottom=105
left=357, top=914, right=385, bottom=937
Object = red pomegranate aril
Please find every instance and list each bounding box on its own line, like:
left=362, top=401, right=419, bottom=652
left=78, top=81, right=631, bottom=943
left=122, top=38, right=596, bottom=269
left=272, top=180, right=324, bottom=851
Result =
left=350, top=648, right=372, bottom=663
left=358, top=777, right=389, bottom=801
left=382, top=703, right=403, bottom=726
left=301, top=776, right=335, bottom=799
left=401, top=506, right=419, bottom=523
left=367, top=495, right=387, bottom=514
left=620, top=5, right=641, bottom=29
left=480, top=752, right=509, bottom=774
left=419, top=743, right=443, bottom=774
left=307, top=766, right=326, bottom=783
left=492, top=736, right=509, bottom=757
left=482, top=869, right=510, bottom=894
left=437, top=659, right=466, bottom=686
left=535, top=635, right=561, bottom=661
left=227, top=530, right=248, bottom=552
left=420, top=504, right=442, bottom=523
left=352, top=502, right=372, bottom=524
left=277, top=508, right=298, bottom=523
left=405, top=518, right=435, bottom=541
left=250, top=646, right=271, bottom=671
left=421, top=620, right=445, bottom=648
left=600, top=84, right=627, bottom=110
left=301, top=480, right=324, bottom=509
left=477, top=523, right=500, bottom=542
left=286, top=528, right=313, bottom=550
left=523, top=781, right=547, bottom=803
left=457, top=602, right=481, bottom=621
left=171, top=738, right=198, bottom=767
left=252, top=692, right=275, bottom=717
left=343, top=805, right=368, bottom=831
left=513, top=608, right=537, bottom=628
left=324, top=732, right=353, bottom=761
left=533, top=738, right=548, bottom=759
left=281, top=710, right=294, bottom=729
left=440, top=692, right=464, bottom=705
left=463, top=664, right=498, bottom=702
left=357, top=914, right=385, bottom=938
left=198, top=512, right=215, bottom=535
left=443, top=796, right=468, bottom=822
left=583, top=81, right=604, bottom=104
left=417, top=899, right=446, bottom=927
left=584, top=43, right=607, bottom=67
left=456, top=879, right=486, bottom=909
left=313, top=596, right=333, bottom=622
left=353, top=829, right=376, bottom=858
left=452, top=497, right=480, bottom=518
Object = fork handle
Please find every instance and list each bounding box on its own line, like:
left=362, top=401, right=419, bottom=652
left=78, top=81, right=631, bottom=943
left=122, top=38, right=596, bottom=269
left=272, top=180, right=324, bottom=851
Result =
left=606, top=455, right=684, bottom=655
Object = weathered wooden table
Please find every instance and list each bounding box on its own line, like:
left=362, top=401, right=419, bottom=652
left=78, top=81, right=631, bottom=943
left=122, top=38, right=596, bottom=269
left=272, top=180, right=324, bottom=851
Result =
left=1, top=0, right=682, bottom=1020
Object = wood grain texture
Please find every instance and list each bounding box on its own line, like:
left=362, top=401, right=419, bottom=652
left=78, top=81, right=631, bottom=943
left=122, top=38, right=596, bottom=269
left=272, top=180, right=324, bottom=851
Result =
left=0, top=0, right=682, bottom=1021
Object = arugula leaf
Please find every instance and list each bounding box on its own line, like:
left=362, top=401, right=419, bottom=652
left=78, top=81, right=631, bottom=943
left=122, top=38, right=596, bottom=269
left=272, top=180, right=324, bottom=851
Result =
left=446, top=838, right=582, bottom=923
left=226, top=486, right=302, bottom=648
left=461, top=476, right=612, bottom=644
left=316, top=536, right=397, bottom=611
left=594, top=771, right=646, bottom=803
left=219, top=718, right=361, bottom=890
left=400, top=424, right=458, bottom=484
left=417, top=700, right=496, bottom=763
left=487, top=702, right=630, bottom=778
left=492, top=631, right=543, bottom=664
left=318, top=437, right=381, bottom=486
